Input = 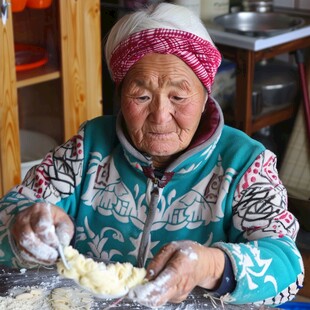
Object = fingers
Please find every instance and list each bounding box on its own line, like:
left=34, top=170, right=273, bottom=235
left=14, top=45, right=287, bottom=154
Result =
left=19, top=231, right=59, bottom=265
left=129, top=268, right=181, bottom=308
left=53, top=206, right=74, bottom=246
left=146, top=240, right=201, bottom=279
left=11, top=202, right=74, bottom=265
left=31, top=203, right=58, bottom=247
left=132, top=241, right=198, bottom=307
left=136, top=240, right=220, bottom=307
left=146, top=241, right=179, bottom=280
left=129, top=267, right=189, bottom=307
left=55, top=222, right=73, bottom=246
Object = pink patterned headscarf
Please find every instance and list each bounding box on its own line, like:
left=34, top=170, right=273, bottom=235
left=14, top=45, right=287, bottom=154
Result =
left=109, top=28, right=222, bottom=94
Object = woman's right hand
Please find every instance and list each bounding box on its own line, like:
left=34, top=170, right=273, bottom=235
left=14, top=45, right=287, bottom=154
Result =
left=11, top=202, right=74, bottom=265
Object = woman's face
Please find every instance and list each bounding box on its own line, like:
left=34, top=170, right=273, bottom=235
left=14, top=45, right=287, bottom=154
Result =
left=121, top=53, right=207, bottom=166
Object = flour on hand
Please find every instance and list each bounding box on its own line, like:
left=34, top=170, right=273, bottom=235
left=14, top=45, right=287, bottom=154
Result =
left=56, top=246, right=147, bottom=297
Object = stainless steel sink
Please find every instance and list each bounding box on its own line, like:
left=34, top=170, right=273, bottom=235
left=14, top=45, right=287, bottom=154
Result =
left=214, top=12, right=305, bottom=37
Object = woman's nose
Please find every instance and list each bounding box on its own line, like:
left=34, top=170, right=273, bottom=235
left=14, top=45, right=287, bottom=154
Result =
left=149, top=96, right=173, bottom=123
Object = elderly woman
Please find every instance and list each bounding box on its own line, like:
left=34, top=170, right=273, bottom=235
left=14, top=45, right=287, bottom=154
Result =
left=0, top=2, right=304, bottom=308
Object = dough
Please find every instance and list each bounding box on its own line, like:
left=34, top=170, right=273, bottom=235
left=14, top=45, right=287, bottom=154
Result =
left=0, top=288, right=50, bottom=310
left=0, top=287, right=93, bottom=310
left=50, top=287, right=93, bottom=309
left=56, top=246, right=147, bottom=297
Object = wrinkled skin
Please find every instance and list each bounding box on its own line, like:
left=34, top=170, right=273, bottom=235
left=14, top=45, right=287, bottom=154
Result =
left=129, top=241, right=225, bottom=307
left=11, top=203, right=74, bottom=265
left=121, top=53, right=208, bottom=168
left=10, top=54, right=223, bottom=306
left=122, top=54, right=225, bottom=306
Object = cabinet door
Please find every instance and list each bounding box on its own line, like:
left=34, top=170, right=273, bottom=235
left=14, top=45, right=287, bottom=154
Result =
left=0, top=0, right=102, bottom=197
left=0, top=5, right=21, bottom=197
left=59, top=0, right=102, bottom=140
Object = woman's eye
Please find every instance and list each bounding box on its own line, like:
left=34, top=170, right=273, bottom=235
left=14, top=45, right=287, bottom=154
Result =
left=137, top=96, right=150, bottom=102
left=172, top=96, right=185, bottom=102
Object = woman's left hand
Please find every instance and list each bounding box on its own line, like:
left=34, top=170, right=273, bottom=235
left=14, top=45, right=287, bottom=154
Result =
left=129, top=240, right=225, bottom=307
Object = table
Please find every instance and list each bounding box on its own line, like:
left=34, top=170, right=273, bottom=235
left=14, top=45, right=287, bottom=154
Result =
left=0, top=265, right=273, bottom=310
left=207, top=16, right=310, bottom=135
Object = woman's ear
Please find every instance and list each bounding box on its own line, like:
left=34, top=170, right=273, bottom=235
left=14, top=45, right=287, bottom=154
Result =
left=202, top=91, right=208, bottom=113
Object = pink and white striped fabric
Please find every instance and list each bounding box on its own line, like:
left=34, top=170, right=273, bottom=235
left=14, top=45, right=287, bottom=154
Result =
left=109, top=28, right=222, bottom=94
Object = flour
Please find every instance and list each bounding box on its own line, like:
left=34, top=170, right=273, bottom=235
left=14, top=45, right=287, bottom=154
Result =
left=55, top=223, right=71, bottom=246
left=128, top=271, right=171, bottom=307
left=20, top=268, right=27, bottom=274
left=0, top=288, right=51, bottom=310
left=0, top=286, right=93, bottom=310
left=37, top=218, right=58, bottom=247
left=51, top=287, right=93, bottom=309
left=180, top=247, right=198, bottom=261
left=128, top=244, right=199, bottom=307
left=20, top=232, right=58, bottom=263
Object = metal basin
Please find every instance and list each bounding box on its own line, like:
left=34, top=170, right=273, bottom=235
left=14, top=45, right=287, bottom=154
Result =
left=253, top=59, right=299, bottom=108
left=214, top=12, right=305, bottom=36
left=242, top=0, right=273, bottom=13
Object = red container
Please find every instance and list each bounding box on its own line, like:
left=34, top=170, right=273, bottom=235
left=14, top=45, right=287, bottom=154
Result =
left=26, top=0, right=52, bottom=9
left=11, top=0, right=27, bottom=12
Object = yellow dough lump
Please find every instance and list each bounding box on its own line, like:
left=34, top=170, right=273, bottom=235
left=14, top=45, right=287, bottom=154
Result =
left=56, top=246, right=147, bottom=297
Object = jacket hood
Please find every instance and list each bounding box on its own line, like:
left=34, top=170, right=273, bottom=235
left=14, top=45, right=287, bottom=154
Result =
left=116, top=97, right=224, bottom=174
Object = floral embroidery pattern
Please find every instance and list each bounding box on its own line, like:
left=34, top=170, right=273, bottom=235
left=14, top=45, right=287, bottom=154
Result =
left=233, top=150, right=298, bottom=240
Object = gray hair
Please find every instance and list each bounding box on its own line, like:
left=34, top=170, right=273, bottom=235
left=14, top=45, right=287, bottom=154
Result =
left=104, top=2, right=214, bottom=75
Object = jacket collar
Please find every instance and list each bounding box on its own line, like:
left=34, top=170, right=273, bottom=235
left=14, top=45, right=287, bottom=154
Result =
left=116, top=97, right=224, bottom=173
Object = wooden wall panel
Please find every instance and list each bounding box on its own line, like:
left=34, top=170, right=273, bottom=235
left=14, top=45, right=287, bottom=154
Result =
left=59, top=0, right=103, bottom=140
left=0, top=7, right=21, bottom=197
left=0, top=0, right=103, bottom=196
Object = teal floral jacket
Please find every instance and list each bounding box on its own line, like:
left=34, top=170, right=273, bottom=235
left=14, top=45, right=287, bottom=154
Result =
left=0, top=99, right=304, bottom=306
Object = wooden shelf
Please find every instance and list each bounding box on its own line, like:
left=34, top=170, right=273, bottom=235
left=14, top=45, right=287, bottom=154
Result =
left=0, top=0, right=103, bottom=196
left=224, top=103, right=296, bottom=131
left=216, top=36, right=310, bottom=135
left=16, top=63, right=60, bottom=88
left=252, top=104, right=296, bottom=132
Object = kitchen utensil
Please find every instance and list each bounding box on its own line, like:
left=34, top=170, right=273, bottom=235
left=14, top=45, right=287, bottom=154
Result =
left=26, top=0, right=52, bottom=9
left=57, top=243, right=71, bottom=270
left=242, top=0, right=273, bottom=12
left=253, top=59, right=299, bottom=108
left=214, top=12, right=305, bottom=36
left=14, top=43, right=48, bottom=71
left=88, top=289, right=128, bottom=300
left=11, top=0, right=27, bottom=12
left=47, top=203, right=71, bottom=270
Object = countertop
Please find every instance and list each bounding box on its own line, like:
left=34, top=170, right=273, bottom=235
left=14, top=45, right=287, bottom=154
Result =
left=205, top=11, right=310, bottom=51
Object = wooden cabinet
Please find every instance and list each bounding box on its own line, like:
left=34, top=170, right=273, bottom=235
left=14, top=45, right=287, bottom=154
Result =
left=216, top=36, right=310, bottom=135
left=0, top=0, right=103, bottom=197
